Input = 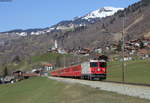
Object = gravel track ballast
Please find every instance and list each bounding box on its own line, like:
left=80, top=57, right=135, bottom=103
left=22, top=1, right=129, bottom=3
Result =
left=48, top=77, right=150, bottom=100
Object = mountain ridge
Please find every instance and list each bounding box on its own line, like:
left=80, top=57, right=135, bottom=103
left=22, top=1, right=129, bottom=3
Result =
left=0, top=6, right=123, bottom=36
left=0, top=0, right=150, bottom=66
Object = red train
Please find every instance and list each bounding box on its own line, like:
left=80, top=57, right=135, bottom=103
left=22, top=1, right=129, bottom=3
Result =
left=50, top=56, right=107, bottom=80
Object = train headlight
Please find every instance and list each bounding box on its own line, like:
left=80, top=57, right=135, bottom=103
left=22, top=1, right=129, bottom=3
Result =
left=97, top=68, right=101, bottom=71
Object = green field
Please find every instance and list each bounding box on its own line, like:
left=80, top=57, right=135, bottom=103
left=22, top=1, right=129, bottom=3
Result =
left=0, top=52, right=72, bottom=74
left=0, top=77, right=150, bottom=103
left=107, top=59, right=150, bottom=84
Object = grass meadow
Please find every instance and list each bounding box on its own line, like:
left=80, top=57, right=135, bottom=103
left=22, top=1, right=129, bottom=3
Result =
left=0, top=77, right=150, bottom=103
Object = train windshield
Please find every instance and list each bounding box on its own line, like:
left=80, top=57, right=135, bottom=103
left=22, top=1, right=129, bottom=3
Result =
left=100, top=62, right=107, bottom=68
left=90, top=62, right=98, bottom=67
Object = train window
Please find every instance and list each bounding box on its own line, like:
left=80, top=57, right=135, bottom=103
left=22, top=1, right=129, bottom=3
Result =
left=90, top=62, right=98, bottom=67
left=73, top=67, right=79, bottom=71
left=100, top=62, right=106, bottom=68
left=65, top=69, right=69, bottom=72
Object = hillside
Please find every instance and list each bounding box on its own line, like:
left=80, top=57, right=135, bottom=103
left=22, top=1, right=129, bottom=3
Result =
left=60, top=0, right=150, bottom=48
left=0, top=52, right=88, bottom=75
left=0, top=0, right=150, bottom=66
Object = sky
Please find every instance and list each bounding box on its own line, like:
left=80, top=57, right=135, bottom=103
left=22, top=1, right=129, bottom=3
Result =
left=0, top=0, right=140, bottom=32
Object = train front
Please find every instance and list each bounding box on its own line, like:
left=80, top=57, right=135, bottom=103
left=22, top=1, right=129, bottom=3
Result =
left=89, top=59, right=107, bottom=80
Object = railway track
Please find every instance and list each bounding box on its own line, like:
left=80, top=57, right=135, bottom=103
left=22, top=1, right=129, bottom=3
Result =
left=101, top=80, right=150, bottom=87
left=48, top=76, right=150, bottom=100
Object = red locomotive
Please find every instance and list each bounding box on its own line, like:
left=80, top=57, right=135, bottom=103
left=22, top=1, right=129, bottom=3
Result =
left=50, top=55, right=107, bottom=80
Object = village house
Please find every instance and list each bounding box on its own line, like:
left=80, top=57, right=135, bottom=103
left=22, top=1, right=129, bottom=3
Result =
left=40, top=64, right=54, bottom=76
left=138, top=49, right=149, bottom=59
left=94, top=48, right=102, bottom=54
left=43, top=64, right=54, bottom=71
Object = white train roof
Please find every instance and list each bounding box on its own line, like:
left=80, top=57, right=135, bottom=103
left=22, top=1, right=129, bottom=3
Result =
left=90, top=59, right=106, bottom=62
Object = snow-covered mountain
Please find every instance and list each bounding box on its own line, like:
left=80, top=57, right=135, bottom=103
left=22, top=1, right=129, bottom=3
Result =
left=52, top=6, right=124, bottom=29
left=82, top=7, right=124, bottom=19
left=1, top=6, right=124, bottom=36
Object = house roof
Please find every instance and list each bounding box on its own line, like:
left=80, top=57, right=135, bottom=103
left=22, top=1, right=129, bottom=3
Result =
left=138, top=49, right=149, bottom=55
left=13, top=70, right=24, bottom=74
left=147, top=44, right=150, bottom=48
left=43, top=64, right=53, bottom=66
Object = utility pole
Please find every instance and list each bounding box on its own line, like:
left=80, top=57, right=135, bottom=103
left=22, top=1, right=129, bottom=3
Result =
left=64, top=54, right=66, bottom=68
left=122, top=10, right=126, bottom=83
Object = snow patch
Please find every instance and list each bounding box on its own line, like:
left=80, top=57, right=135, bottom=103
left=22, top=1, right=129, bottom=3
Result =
left=83, top=6, right=124, bottom=19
